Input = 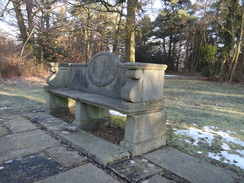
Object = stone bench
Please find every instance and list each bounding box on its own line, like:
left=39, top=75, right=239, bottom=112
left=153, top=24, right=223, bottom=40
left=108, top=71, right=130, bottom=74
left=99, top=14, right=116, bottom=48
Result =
left=44, top=52, right=167, bottom=156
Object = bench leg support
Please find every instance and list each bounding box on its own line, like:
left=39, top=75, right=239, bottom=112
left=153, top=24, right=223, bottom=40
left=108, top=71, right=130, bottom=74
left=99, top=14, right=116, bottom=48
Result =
left=46, top=93, right=75, bottom=114
left=120, top=110, right=166, bottom=156
left=73, top=102, right=109, bottom=131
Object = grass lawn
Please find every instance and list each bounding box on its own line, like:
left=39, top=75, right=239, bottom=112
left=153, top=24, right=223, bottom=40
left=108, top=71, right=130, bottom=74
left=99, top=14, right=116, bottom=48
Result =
left=1, top=76, right=243, bottom=174
left=163, top=76, right=244, bottom=174
left=0, top=78, right=46, bottom=110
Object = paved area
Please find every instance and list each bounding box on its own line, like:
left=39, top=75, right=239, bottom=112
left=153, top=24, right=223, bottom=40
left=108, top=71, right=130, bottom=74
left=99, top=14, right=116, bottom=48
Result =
left=0, top=109, right=242, bottom=183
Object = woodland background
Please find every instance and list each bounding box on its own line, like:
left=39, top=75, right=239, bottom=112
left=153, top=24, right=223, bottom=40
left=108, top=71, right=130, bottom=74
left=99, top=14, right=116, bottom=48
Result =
left=0, top=0, right=243, bottom=82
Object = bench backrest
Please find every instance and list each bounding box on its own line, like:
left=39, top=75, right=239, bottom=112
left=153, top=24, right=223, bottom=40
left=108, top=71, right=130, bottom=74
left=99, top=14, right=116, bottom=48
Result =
left=46, top=52, right=167, bottom=103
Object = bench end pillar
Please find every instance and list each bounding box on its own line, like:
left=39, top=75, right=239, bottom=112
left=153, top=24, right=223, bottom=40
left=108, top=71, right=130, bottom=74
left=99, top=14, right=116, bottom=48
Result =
left=120, top=110, right=167, bottom=156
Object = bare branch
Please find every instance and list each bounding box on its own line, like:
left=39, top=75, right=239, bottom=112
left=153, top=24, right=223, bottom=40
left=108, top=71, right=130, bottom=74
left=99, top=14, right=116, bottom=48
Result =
left=1, top=0, right=10, bottom=17
left=214, top=17, right=234, bottom=36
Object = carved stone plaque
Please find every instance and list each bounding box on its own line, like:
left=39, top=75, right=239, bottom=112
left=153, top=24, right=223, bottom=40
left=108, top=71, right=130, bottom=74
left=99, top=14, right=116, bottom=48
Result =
left=88, top=53, right=118, bottom=87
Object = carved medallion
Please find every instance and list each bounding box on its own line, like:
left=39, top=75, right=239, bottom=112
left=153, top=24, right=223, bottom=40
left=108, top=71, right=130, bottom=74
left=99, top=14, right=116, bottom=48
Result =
left=88, top=53, right=117, bottom=87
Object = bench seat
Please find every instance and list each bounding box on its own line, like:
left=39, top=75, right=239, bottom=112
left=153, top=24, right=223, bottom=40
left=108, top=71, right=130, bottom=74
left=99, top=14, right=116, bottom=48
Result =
left=44, top=87, right=164, bottom=115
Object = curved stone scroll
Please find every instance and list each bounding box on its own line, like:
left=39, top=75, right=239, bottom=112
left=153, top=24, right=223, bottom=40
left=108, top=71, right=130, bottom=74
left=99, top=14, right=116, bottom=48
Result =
left=121, top=70, right=143, bottom=102
left=46, top=62, right=71, bottom=87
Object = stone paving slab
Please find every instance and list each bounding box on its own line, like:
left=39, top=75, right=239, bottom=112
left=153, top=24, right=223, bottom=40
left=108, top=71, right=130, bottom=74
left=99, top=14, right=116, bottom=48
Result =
left=0, top=125, right=8, bottom=136
left=143, top=147, right=239, bottom=183
left=1, top=112, right=240, bottom=183
left=109, top=158, right=163, bottom=182
left=0, top=152, right=63, bottom=183
left=35, top=163, right=121, bottom=183
left=24, top=112, right=130, bottom=166
left=3, top=116, right=38, bottom=134
left=0, top=129, right=59, bottom=162
left=142, top=174, right=176, bottom=183
left=44, top=145, right=87, bottom=167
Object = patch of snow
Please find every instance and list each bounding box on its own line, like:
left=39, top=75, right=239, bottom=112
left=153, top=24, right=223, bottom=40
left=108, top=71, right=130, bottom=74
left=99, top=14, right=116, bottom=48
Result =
left=5, top=160, right=13, bottom=164
left=183, top=139, right=192, bottom=144
left=221, top=143, right=230, bottom=150
left=226, top=130, right=236, bottom=134
left=141, top=180, right=149, bottom=183
left=165, top=75, right=178, bottom=77
left=109, top=110, right=126, bottom=117
left=130, top=160, right=135, bottom=164
left=175, top=126, right=244, bottom=169
left=177, top=126, right=244, bottom=147
left=148, top=163, right=155, bottom=167
left=197, top=151, right=202, bottom=154
left=0, top=106, right=10, bottom=110
left=141, top=159, right=148, bottom=162
left=236, top=149, right=244, bottom=156
left=175, top=127, right=214, bottom=146
left=203, top=126, right=244, bottom=147
left=208, top=151, right=244, bottom=169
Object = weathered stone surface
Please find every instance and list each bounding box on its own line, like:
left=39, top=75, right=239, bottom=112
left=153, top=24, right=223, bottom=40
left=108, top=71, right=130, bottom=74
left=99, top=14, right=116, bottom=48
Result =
left=0, top=126, right=8, bottom=136
left=0, top=129, right=59, bottom=162
left=46, top=93, right=75, bottom=112
left=121, top=62, right=167, bottom=102
left=24, top=112, right=130, bottom=166
left=124, top=111, right=166, bottom=143
left=0, top=152, right=63, bottom=183
left=35, top=163, right=121, bottom=183
left=44, top=145, right=87, bottom=167
left=109, top=158, right=162, bottom=182
left=46, top=63, right=71, bottom=87
left=45, top=52, right=168, bottom=156
left=120, top=110, right=166, bottom=156
left=68, top=52, right=126, bottom=99
left=23, top=112, right=77, bottom=136
left=120, top=137, right=166, bottom=157
left=142, top=69, right=165, bottom=101
left=55, top=129, right=129, bottom=166
left=142, top=175, right=176, bottom=183
left=143, top=147, right=239, bottom=183
left=74, top=102, right=109, bottom=131
left=121, top=79, right=143, bottom=102
left=3, top=116, right=38, bottom=133
left=45, top=88, right=165, bottom=114
left=88, top=52, right=118, bottom=87
left=46, top=52, right=167, bottom=103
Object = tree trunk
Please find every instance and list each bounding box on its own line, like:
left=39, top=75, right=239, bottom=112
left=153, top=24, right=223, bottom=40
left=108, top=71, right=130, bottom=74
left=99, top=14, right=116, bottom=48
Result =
left=220, top=59, right=226, bottom=81
left=12, top=0, right=28, bottom=42
left=168, top=34, right=173, bottom=72
left=25, top=0, right=34, bottom=32
left=228, top=13, right=244, bottom=83
left=177, top=40, right=182, bottom=72
left=113, top=6, right=122, bottom=55
left=125, top=0, right=137, bottom=62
